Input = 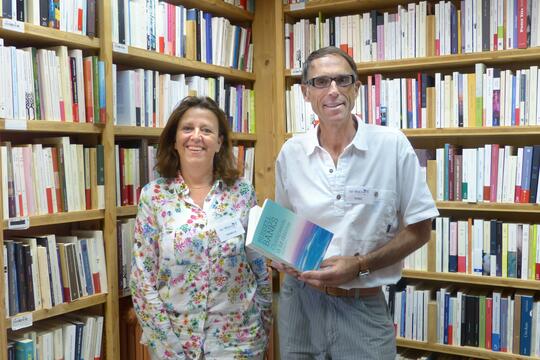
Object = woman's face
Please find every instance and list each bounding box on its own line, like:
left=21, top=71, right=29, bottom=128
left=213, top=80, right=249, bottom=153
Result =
left=175, top=107, right=222, bottom=171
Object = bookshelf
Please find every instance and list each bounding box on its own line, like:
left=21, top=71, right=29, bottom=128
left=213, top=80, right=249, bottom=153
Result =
left=274, top=0, right=540, bottom=358
left=0, top=1, right=275, bottom=360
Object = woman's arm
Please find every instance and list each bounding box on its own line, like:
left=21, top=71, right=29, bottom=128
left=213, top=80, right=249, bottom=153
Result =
left=130, top=184, right=184, bottom=359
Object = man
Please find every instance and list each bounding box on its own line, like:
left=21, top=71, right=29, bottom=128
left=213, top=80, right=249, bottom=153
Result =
left=274, top=46, right=439, bottom=359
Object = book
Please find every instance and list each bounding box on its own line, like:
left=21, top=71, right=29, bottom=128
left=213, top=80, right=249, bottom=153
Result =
left=246, top=199, right=333, bottom=272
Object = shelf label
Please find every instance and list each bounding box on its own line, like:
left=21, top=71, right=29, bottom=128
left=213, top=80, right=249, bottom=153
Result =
left=291, top=68, right=302, bottom=76
left=7, top=217, right=30, bottom=230
left=4, top=119, right=27, bottom=130
left=2, top=19, right=24, bottom=33
left=113, top=42, right=129, bottom=54
left=12, top=313, right=33, bottom=330
left=290, top=3, right=306, bottom=11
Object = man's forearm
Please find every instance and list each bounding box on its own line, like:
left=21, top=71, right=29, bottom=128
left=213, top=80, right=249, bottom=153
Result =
left=359, top=218, right=432, bottom=273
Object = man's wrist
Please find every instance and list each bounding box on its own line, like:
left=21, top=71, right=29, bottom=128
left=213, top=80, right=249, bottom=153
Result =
left=354, top=253, right=370, bottom=278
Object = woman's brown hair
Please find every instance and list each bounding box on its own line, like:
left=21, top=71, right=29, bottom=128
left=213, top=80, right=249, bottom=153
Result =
left=155, top=96, right=240, bottom=186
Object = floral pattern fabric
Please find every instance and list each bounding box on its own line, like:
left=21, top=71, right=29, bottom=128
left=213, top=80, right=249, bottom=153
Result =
left=131, top=175, right=272, bottom=359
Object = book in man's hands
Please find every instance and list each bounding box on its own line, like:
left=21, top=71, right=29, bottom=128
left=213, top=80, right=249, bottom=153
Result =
left=246, top=199, right=333, bottom=272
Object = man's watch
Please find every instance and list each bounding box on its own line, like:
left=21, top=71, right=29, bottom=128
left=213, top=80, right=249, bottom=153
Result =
left=354, top=253, right=370, bottom=278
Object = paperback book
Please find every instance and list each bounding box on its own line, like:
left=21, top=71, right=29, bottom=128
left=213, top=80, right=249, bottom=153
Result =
left=246, top=199, right=333, bottom=271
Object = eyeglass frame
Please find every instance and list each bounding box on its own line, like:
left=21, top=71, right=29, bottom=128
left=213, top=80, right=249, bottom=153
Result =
left=304, top=74, right=357, bottom=89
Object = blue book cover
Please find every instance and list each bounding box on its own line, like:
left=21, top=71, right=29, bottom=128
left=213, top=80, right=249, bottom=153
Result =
left=79, top=239, right=94, bottom=295
left=14, top=338, right=33, bottom=360
left=246, top=199, right=333, bottom=272
left=520, top=294, right=533, bottom=356
left=204, top=12, right=213, bottom=64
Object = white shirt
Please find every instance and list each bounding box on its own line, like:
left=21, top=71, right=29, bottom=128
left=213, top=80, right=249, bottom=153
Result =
left=275, top=120, right=439, bottom=289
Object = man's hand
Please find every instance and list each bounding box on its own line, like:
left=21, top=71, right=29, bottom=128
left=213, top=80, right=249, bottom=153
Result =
left=271, top=261, right=301, bottom=278
left=298, top=255, right=359, bottom=287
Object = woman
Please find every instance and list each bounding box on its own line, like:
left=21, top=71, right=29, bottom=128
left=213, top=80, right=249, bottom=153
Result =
left=130, top=96, right=272, bottom=359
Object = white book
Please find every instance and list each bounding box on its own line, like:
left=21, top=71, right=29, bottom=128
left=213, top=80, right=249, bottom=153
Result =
left=477, top=147, right=484, bottom=202
left=71, top=230, right=108, bottom=293
left=35, top=234, right=63, bottom=306
left=496, top=147, right=504, bottom=203
left=36, top=246, right=52, bottom=309
left=522, top=224, right=530, bottom=280
left=473, top=219, right=483, bottom=274
left=68, top=49, right=86, bottom=123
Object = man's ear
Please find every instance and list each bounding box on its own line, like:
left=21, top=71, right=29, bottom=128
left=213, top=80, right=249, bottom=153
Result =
left=301, top=84, right=310, bottom=102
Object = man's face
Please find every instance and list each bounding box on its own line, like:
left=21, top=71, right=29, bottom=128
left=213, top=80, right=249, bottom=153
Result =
left=301, top=54, right=359, bottom=126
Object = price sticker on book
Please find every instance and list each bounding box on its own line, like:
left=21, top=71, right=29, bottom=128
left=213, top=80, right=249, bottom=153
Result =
left=4, top=119, right=27, bottom=130
left=7, top=217, right=30, bottom=230
left=2, top=18, right=24, bottom=33
left=11, top=313, right=33, bottom=330
left=290, top=3, right=305, bottom=11
left=113, top=42, right=129, bottom=54
left=291, top=68, right=302, bottom=76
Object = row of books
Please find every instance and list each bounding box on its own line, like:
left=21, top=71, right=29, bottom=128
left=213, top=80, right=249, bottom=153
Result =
left=0, top=139, right=105, bottom=219
left=115, top=143, right=157, bottom=207
left=112, top=2, right=253, bottom=71
left=8, top=314, right=104, bottom=360
left=285, top=0, right=540, bottom=69
left=428, top=218, right=540, bottom=279
left=286, top=63, right=540, bottom=132
left=435, top=288, right=539, bottom=356
left=433, top=144, right=540, bottom=204
left=3, top=231, right=107, bottom=317
left=387, top=284, right=430, bottom=342
left=0, top=42, right=105, bottom=123
left=1, top=0, right=97, bottom=36
left=113, top=69, right=256, bottom=133
left=114, top=142, right=254, bottom=207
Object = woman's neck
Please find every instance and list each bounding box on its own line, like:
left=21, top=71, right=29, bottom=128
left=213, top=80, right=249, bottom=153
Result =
left=181, top=168, right=214, bottom=189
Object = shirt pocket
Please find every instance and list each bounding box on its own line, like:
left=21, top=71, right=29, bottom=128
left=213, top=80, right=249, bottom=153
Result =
left=345, top=188, right=398, bottom=255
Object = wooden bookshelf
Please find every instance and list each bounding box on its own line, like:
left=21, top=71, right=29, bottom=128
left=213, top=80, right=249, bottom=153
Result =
left=5, top=294, right=108, bottom=330
left=171, top=0, right=254, bottom=22
left=396, top=338, right=537, bottom=360
left=116, top=206, right=137, bottom=217
left=283, top=0, right=411, bottom=18
left=2, top=210, right=105, bottom=230
left=285, top=47, right=540, bottom=76
left=403, top=270, right=540, bottom=291
left=0, top=22, right=100, bottom=49
left=0, top=120, right=103, bottom=134
left=274, top=0, right=540, bottom=358
left=113, top=46, right=256, bottom=82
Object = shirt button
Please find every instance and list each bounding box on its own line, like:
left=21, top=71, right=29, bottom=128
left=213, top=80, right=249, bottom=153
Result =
left=336, top=194, right=341, bottom=200
left=329, top=169, right=334, bottom=173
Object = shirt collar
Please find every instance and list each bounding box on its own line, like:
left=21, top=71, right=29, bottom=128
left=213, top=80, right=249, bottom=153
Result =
left=302, top=114, right=368, bottom=156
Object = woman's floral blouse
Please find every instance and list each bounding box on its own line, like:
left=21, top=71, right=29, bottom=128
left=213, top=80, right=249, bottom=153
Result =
left=130, top=175, right=272, bottom=359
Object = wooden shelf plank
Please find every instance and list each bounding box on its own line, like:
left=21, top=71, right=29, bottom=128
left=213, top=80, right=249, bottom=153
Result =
left=0, top=23, right=100, bottom=49
left=285, top=48, right=540, bottom=76
left=402, top=270, right=540, bottom=290
left=5, top=293, right=107, bottom=329
left=3, top=210, right=105, bottom=229
left=170, top=0, right=253, bottom=22
left=116, top=206, right=137, bottom=217
left=114, top=125, right=256, bottom=141
left=284, top=0, right=410, bottom=18
left=0, top=120, right=103, bottom=134
left=403, top=126, right=540, bottom=138
left=396, top=338, right=536, bottom=359
left=435, top=201, right=540, bottom=214
left=113, top=47, right=255, bottom=82
left=114, top=126, right=162, bottom=138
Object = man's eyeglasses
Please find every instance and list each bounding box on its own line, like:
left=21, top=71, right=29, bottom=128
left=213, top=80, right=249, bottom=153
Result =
left=305, top=74, right=356, bottom=89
